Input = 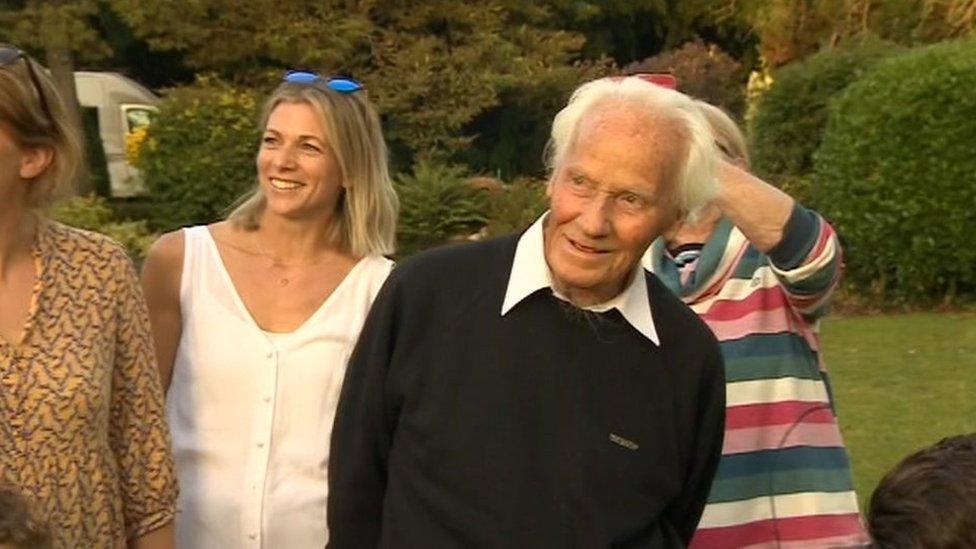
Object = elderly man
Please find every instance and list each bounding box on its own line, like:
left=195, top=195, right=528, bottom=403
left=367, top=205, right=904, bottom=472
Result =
left=327, top=77, right=726, bottom=548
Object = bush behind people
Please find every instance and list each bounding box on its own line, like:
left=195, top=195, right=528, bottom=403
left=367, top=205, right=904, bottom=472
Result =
left=814, top=38, right=976, bottom=304
left=137, top=76, right=260, bottom=230
left=749, top=36, right=899, bottom=188
left=394, top=160, right=488, bottom=257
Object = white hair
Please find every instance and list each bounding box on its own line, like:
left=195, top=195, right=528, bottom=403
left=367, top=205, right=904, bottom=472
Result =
left=545, top=76, right=718, bottom=217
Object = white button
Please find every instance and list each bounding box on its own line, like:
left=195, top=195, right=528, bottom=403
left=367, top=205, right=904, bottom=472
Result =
left=249, top=533, right=257, bottom=540
left=263, top=396, right=271, bottom=403
left=257, top=442, right=265, bottom=448
left=265, top=351, right=273, bottom=358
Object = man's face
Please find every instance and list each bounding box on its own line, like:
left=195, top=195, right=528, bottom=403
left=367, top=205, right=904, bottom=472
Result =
left=544, top=106, right=682, bottom=306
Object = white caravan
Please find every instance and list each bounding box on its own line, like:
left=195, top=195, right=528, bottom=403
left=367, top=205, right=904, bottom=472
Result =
left=74, top=71, right=159, bottom=197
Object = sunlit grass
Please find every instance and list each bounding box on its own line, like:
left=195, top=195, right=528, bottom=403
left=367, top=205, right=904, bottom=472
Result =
left=822, top=312, right=976, bottom=511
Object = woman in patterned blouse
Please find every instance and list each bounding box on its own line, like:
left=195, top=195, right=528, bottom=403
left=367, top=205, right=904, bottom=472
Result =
left=0, top=44, right=177, bottom=548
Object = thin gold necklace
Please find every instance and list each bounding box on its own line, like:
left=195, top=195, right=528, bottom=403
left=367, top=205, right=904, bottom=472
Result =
left=213, top=235, right=332, bottom=287
left=264, top=254, right=331, bottom=287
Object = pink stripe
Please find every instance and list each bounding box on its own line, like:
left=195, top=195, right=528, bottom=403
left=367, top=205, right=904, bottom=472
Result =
left=784, top=264, right=842, bottom=312
left=804, top=222, right=834, bottom=264
left=693, top=241, right=750, bottom=303
left=705, top=307, right=800, bottom=341
left=727, top=401, right=837, bottom=430
left=782, top=222, right=842, bottom=314
left=691, top=513, right=866, bottom=549
left=703, top=287, right=790, bottom=322
left=723, top=423, right=844, bottom=455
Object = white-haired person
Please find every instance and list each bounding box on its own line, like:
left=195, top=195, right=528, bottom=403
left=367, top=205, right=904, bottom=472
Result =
left=0, top=44, right=176, bottom=548
left=644, top=100, right=868, bottom=548
left=327, top=76, right=726, bottom=547
left=140, top=71, right=398, bottom=548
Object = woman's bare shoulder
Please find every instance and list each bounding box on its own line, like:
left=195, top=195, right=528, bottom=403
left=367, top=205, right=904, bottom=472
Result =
left=142, top=229, right=186, bottom=283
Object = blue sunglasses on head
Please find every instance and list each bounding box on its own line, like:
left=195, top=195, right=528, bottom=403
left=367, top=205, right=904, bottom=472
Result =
left=283, top=70, right=363, bottom=94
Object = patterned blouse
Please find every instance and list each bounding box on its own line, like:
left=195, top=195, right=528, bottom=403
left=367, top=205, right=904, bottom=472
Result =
left=0, top=219, right=177, bottom=548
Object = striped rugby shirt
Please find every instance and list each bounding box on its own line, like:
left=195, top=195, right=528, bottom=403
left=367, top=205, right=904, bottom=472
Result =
left=644, top=205, right=869, bottom=548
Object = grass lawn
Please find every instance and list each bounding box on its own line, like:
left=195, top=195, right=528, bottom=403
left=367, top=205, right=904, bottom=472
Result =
left=821, top=312, right=976, bottom=510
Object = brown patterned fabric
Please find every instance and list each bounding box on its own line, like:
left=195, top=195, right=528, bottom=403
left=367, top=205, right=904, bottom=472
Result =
left=0, top=219, right=176, bottom=548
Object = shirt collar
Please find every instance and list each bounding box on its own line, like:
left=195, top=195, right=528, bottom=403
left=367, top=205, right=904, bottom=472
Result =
left=501, top=213, right=660, bottom=346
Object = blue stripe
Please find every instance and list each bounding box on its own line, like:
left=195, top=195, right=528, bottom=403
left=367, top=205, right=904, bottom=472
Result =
left=716, top=446, right=854, bottom=478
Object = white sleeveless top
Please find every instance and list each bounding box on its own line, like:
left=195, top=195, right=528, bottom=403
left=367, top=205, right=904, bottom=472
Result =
left=168, top=226, right=393, bottom=549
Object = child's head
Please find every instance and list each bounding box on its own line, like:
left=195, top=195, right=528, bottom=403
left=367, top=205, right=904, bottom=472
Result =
left=0, top=487, right=50, bottom=549
left=868, top=433, right=976, bottom=548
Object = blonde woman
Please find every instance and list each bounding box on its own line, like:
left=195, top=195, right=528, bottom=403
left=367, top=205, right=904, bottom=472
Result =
left=140, top=71, right=398, bottom=548
left=0, top=44, right=176, bottom=548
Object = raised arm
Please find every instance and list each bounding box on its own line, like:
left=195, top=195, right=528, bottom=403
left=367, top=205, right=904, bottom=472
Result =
left=140, top=231, right=184, bottom=393
left=712, top=160, right=795, bottom=254
left=714, top=161, right=842, bottom=318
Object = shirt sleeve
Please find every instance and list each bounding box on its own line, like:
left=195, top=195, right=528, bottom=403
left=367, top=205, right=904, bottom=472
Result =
left=107, top=246, right=178, bottom=540
left=328, top=273, right=404, bottom=548
left=766, top=204, right=844, bottom=320
left=666, top=335, right=726, bottom=544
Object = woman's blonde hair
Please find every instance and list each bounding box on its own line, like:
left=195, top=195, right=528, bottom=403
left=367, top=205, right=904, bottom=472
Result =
left=229, top=80, right=398, bottom=257
left=0, top=44, right=84, bottom=207
left=694, top=100, right=750, bottom=168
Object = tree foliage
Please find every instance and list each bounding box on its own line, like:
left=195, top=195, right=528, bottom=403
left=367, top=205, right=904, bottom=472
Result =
left=106, top=0, right=372, bottom=74
left=537, top=0, right=754, bottom=63
left=106, top=0, right=597, bottom=163
left=395, top=161, right=488, bottom=256
left=749, top=36, right=899, bottom=184
left=136, top=77, right=261, bottom=230
left=47, top=194, right=157, bottom=261
left=0, top=0, right=110, bottom=62
left=624, top=39, right=746, bottom=117
left=718, top=0, right=975, bottom=67
left=813, top=38, right=976, bottom=302
left=481, top=177, right=548, bottom=238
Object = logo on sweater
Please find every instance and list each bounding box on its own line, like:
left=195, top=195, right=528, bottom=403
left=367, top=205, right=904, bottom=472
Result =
left=609, top=433, right=639, bottom=451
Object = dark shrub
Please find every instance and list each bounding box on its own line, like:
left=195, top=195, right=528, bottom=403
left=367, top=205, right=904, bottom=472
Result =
left=395, top=161, right=488, bottom=257
left=137, top=77, right=260, bottom=230
left=750, top=36, right=899, bottom=185
left=624, top=39, right=746, bottom=118
left=814, top=39, right=976, bottom=302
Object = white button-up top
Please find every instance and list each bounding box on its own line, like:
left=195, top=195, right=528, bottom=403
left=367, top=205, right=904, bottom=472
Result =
left=168, top=226, right=392, bottom=548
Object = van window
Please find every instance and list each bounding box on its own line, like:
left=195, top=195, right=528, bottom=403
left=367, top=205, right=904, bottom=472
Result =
left=123, top=106, right=154, bottom=132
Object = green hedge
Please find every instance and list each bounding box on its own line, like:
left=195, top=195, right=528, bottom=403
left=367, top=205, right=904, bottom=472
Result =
left=138, top=77, right=260, bottom=230
left=750, top=37, right=899, bottom=187
left=482, top=177, right=547, bottom=238
left=47, top=195, right=158, bottom=262
left=814, top=39, right=976, bottom=302
left=395, top=161, right=488, bottom=257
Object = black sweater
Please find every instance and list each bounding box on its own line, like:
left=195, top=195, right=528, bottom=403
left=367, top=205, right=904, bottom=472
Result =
left=328, top=234, right=725, bottom=548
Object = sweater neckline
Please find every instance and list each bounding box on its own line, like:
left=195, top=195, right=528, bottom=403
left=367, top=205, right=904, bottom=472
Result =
left=649, top=216, right=734, bottom=298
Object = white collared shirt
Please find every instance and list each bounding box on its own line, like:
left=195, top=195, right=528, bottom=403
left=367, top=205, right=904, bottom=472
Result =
left=501, top=213, right=660, bottom=345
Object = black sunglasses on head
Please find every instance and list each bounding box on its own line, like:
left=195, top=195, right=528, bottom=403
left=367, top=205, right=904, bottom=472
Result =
left=0, top=45, right=53, bottom=122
